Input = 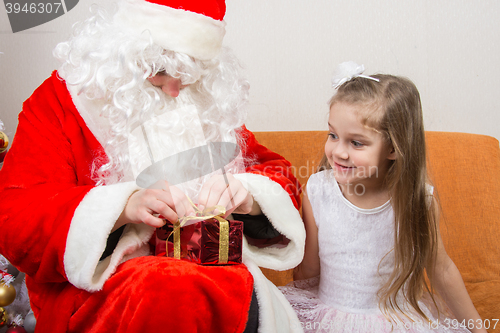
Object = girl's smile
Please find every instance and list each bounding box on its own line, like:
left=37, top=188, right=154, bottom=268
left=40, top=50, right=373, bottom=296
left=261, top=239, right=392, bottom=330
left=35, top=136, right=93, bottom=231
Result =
left=333, top=161, right=356, bottom=172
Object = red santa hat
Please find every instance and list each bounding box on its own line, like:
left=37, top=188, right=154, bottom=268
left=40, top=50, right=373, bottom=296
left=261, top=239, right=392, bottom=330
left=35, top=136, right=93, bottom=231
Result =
left=113, top=0, right=227, bottom=60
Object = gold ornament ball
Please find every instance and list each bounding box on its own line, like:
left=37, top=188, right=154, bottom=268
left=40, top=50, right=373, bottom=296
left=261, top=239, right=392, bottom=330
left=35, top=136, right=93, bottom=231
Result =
left=0, top=282, right=16, bottom=307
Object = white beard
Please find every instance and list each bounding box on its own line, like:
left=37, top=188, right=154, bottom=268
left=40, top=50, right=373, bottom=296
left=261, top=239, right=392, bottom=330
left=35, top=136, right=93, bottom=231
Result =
left=69, top=77, right=246, bottom=198
left=128, top=107, right=240, bottom=199
left=123, top=90, right=244, bottom=200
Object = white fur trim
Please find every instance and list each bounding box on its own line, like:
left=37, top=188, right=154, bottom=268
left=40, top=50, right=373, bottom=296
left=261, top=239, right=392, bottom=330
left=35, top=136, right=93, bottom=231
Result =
left=64, top=182, right=155, bottom=291
left=245, top=260, right=303, bottom=333
left=114, top=0, right=226, bottom=60
left=234, top=173, right=305, bottom=271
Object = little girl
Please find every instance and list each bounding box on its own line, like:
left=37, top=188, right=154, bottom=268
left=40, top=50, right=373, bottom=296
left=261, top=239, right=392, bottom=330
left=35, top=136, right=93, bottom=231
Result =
left=280, top=62, right=486, bottom=333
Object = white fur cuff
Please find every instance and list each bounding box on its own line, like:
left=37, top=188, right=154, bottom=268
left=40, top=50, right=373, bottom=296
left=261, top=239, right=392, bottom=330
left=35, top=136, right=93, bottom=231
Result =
left=64, top=182, right=155, bottom=291
left=234, top=173, right=305, bottom=271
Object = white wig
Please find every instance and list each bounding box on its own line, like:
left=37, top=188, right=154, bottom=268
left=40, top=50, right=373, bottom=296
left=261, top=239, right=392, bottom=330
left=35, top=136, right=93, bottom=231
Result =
left=54, top=4, right=250, bottom=190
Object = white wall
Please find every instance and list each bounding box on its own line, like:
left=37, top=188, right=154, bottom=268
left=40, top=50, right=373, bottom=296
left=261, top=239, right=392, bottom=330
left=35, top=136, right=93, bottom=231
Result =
left=1, top=0, right=499, bottom=142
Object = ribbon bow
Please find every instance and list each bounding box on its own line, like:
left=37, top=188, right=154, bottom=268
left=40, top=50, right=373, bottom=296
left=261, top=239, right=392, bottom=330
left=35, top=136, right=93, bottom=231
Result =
left=168, top=198, right=230, bottom=263
left=331, top=61, right=379, bottom=89
left=177, top=196, right=226, bottom=228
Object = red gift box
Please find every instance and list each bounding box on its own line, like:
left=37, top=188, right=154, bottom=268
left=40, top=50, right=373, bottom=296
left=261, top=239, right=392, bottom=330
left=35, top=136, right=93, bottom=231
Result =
left=155, top=218, right=243, bottom=265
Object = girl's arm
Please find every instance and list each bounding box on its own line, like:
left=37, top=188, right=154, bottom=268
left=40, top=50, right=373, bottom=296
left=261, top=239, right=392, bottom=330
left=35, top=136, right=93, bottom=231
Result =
left=293, top=189, right=320, bottom=280
left=429, top=200, right=487, bottom=333
left=430, top=236, right=486, bottom=333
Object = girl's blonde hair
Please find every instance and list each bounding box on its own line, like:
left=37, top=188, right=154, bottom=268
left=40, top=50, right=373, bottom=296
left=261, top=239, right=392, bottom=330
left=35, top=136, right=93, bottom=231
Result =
left=320, top=74, right=440, bottom=322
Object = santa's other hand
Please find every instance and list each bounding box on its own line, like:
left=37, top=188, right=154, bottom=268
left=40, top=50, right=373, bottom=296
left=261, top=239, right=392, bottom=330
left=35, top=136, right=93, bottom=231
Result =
left=198, top=174, right=259, bottom=216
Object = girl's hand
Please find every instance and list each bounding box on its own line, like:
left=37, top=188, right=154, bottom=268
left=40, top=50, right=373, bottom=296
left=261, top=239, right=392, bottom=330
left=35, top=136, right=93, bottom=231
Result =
left=115, top=181, right=194, bottom=231
left=197, top=173, right=261, bottom=217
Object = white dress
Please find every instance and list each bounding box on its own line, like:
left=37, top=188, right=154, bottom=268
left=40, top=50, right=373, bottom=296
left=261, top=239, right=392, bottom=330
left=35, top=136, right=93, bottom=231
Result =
left=279, top=170, right=470, bottom=333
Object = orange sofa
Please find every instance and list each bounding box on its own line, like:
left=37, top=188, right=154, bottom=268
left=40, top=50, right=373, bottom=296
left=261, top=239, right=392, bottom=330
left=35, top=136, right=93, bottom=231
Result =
left=254, top=131, right=500, bottom=332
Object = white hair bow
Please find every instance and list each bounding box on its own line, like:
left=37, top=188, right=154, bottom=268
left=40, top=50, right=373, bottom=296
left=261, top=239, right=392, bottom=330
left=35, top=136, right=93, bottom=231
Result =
left=331, top=61, right=379, bottom=89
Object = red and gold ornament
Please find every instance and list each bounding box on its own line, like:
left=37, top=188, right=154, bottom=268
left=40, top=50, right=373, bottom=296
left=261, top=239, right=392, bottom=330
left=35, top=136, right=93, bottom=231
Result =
left=0, top=307, right=7, bottom=327
left=0, top=131, right=8, bottom=152
left=0, top=131, right=8, bottom=163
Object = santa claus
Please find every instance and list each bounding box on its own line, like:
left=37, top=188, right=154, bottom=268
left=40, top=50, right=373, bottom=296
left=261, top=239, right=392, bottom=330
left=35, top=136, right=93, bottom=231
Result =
left=0, top=0, right=305, bottom=332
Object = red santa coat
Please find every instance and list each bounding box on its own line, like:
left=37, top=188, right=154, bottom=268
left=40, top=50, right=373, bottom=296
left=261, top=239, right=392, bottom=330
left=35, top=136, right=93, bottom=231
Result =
left=0, top=72, right=305, bottom=332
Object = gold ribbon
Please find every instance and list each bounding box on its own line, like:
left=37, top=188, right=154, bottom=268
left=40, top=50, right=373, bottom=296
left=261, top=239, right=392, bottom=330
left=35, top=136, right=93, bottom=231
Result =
left=216, top=216, right=229, bottom=264
left=167, top=198, right=229, bottom=263
left=172, top=221, right=181, bottom=259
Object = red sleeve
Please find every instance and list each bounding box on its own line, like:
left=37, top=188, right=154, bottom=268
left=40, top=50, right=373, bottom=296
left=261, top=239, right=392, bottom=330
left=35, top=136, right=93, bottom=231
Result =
left=0, top=72, right=102, bottom=283
left=238, top=126, right=302, bottom=210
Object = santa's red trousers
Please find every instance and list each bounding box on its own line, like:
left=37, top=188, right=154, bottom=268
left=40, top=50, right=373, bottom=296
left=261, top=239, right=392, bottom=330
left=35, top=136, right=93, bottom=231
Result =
left=29, top=256, right=253, bottom=332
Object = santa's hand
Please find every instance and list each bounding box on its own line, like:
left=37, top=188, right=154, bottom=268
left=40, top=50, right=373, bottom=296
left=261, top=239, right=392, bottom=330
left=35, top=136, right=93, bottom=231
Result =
left=198, top=173, right=260, bottom=216
left=115, top=182, right=194, bottom=230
